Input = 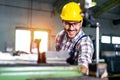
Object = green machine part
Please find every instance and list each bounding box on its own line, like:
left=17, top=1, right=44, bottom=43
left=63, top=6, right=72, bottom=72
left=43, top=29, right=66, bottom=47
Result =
left=0, top=65, right=83, bottom=80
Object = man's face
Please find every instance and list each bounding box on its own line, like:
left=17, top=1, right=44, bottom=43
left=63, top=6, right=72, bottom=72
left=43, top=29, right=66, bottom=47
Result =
left=63, top=20, right=83, bottom=39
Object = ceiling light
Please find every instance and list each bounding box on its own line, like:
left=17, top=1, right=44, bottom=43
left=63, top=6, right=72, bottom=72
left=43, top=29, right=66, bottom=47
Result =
left=85, top=0, right=96, bottom=8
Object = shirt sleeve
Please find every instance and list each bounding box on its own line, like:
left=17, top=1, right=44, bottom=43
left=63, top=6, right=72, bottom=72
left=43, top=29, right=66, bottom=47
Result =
left=55, top=30, right=65, bottom=51
left=78, top=36, right=94, bottom=68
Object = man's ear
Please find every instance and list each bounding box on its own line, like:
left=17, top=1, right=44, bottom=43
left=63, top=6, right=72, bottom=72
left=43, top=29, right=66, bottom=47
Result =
left=80, top=20, right=83, bottom=24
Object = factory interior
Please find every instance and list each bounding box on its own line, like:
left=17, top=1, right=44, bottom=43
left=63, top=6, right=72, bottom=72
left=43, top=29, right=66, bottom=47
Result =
left=0, top=0, right=120, bottom=80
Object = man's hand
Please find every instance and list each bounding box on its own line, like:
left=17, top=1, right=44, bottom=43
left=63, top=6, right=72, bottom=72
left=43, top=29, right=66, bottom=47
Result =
left=80, top=65, right=87, bottom=75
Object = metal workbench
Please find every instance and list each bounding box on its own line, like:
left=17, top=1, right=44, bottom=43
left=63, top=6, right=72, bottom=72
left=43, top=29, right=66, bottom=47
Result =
left=0, top=63, right=108, bottom=80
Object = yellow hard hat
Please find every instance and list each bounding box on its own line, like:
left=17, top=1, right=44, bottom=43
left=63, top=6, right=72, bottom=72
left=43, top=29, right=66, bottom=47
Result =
left=60, top=2, right=83, bottom=21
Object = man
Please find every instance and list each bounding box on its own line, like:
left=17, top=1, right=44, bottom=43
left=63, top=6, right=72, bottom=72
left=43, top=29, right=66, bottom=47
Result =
left=55, top=2, right=94, bottom=74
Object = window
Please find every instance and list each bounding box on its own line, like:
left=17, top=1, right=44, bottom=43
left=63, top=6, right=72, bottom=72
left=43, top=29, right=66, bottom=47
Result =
left=15, top=30, right=31, bottom=53
left=112, top=36, right=120, bottom=44
left=101, top=36, right=110, bottom=43
left=15, top=28, right=49, bottom=53
left=33, top=31, right=48, bottom=52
